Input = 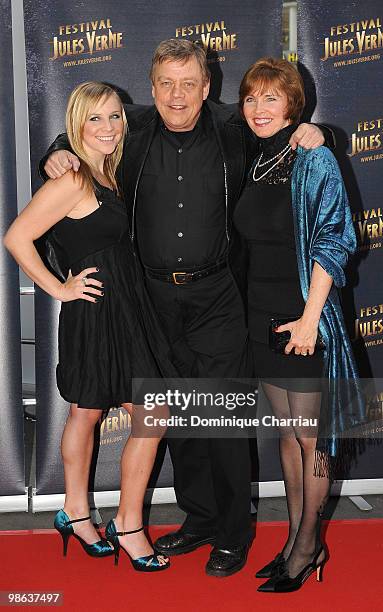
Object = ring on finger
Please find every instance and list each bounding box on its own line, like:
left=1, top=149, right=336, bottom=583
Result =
left=81, top=276, right=87, bottom=286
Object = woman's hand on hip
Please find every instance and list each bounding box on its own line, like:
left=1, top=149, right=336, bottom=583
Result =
left=57, top=267, right=103, bottom=303
left=275, top=317, right=319, bottom=356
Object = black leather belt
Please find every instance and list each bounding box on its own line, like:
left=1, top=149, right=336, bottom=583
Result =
left=144, top=260, right=227, bottom=284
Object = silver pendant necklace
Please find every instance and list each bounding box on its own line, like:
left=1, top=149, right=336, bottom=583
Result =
left=252, top=145, right=292, bottom=182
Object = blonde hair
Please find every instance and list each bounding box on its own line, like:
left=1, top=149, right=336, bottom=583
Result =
left=66, top=81, right=127, bottom=194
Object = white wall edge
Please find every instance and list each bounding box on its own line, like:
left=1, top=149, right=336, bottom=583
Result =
left=30, top=479, right=383, bottom=512
left=0, top=493, right=29, bottom=513
left=31, top=487, right=178, bottom=512
left=254, top=478, right=383, bottom=498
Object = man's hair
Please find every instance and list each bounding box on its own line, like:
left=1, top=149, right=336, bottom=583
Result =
left=66, top=81, right=127, bottom=194
left=150, top=38, right=210, bottom=83
left=239, top=57, right=305, bottom=124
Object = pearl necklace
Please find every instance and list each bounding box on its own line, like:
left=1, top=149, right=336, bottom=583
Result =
left=257, top=143, right=291, bottom=167
left=252, top=144, right=292, bottom=182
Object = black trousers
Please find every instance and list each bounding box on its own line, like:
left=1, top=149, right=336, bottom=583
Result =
left=145, top=268, right=253, bottom=547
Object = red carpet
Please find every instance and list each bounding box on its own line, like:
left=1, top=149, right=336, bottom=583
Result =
left=0, top=520, right=382, bottom=611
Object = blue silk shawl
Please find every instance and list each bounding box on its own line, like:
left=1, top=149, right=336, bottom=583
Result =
left=291, top=146, right=365, bottom=454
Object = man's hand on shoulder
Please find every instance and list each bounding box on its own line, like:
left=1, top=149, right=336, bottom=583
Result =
left=289, top=124, right=324, bottom=151
left=44, top=150, right=80, bottom=179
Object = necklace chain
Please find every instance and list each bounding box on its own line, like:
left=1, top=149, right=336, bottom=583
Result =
left=257, top=143, right=291, bottom=167
left=252, top=145, right=292, bottom=183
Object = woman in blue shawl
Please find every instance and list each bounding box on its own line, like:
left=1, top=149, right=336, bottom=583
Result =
left=234, top=58, right=364, bottom=593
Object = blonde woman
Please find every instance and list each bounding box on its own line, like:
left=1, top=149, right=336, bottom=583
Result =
left=4, top=82, right=170, bottom=571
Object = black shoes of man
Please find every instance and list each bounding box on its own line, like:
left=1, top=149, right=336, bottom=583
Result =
left=154, top=529, right=250, bottom=577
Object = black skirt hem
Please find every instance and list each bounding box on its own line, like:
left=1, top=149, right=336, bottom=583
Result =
left=57, top=390, right=131, bottom=410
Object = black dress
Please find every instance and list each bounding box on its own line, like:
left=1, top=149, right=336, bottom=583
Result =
left=233, top=125, right=323, bottom=389
left=52, top=180, right=174, bottom=409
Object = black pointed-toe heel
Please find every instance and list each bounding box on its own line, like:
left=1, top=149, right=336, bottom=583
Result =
left=255, top=551, right=286, bottom=578
left=54, top=510, right=113, bottom=558
left=257, top=546, right=326, bottom=593
left=105, top=519, right=170, bottom=572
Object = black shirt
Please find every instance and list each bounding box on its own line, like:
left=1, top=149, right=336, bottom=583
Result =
left=136, top=105, right=227, bottom=269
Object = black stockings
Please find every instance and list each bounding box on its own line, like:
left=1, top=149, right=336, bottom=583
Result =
left=262, top=382, right=330, bottom=577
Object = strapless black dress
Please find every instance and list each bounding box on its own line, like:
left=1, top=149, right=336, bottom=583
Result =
left=52, top=180, right=175, bottom=409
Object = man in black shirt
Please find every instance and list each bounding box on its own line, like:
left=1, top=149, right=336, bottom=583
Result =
left=42, top=39, right=328, bottom=577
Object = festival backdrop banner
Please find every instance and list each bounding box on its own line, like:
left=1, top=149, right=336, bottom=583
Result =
left=0, top=0, right=25, bottom=502
left=23, top=0, right=282, bottom=497
left=297, top=0, right=383, bottom=482
left=297, top=0, right=383, bottom=380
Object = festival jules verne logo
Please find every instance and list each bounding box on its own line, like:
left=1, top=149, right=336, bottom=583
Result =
left=352, top=206, right=383, bottom=252
left=348, top=117, right=383, bottom=163
left=354, top=303, right=383, bottom=347
left=49, top=18, right=123, bottom=62
left=100, top=407, right=130, bottom=446
left=321, top=16, right=382, bottom=65
left=175, top=19, right=238, bottom=62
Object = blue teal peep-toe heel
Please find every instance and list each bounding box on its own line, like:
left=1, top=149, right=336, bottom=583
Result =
left=54, top=509, right=114, bottom=558
left=105, top=519, right=170, bottom=571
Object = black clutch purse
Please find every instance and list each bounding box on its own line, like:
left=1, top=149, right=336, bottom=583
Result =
left=269, top=316, right=325, bottom=354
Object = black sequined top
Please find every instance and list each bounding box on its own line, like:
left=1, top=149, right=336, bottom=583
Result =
left=233, top=124, right=306, bottom=344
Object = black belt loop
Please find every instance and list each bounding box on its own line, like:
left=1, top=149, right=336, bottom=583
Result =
left=144, top=260, right=227, bottom=284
